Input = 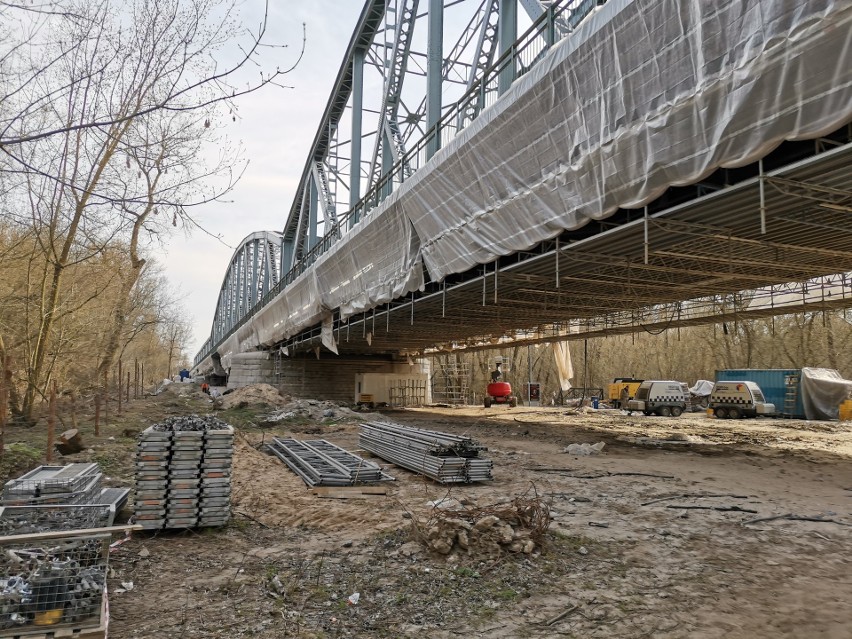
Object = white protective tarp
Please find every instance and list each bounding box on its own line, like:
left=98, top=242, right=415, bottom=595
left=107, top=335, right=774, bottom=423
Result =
left=800, top=368, right=852, bottom=420
left=313, top=197, right=424, bottom=320
left=552, top=342, right=574, bottom=391
left=242, top=270, right=324, bottom=348
left=689, top=380, right=714, bottom=396
left=232, top=192, right=424, bottom=352
left=396, top=0, right=852, bottom=280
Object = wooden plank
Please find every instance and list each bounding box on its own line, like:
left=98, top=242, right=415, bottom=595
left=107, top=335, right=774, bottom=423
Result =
left=0, top=524, right=142, bottom=544
left=310, top=486, right=387, bottom=496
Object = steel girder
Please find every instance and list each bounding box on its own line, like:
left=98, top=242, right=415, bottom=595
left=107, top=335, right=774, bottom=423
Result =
left=279, top=0, right=548, bottom=258
left=197, top=0, right=611, bottom=365
left=210, top=231, right=284, bottom=345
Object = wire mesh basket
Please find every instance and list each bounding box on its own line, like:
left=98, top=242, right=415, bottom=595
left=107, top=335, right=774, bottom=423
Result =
left=2, top=464, right=102, bottom=507
left=0, top=505, right=114, bottom=537
left=0, top=528, right=113, bottom=633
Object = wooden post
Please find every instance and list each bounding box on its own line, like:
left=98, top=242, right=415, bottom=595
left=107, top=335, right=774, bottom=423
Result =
left=126, top=371, right=130, bottom=404
left=0, top=356, right=7, bottom=459
left=103, top=369, right=108, bottom=429
left=47, top=381, right=56, bottom=462
left=94, top=392, right=101, bottom=437
left=117, top=360, right=122, bottom=415
left=69, top=390, right=78, bottom=430
left=134, top=359, right=138, bottom=399
left=141, top=362, right=145, bottom=395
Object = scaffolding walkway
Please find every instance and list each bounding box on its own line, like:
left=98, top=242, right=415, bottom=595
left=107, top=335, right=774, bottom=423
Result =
left=267, top=438, right=394, bottom=487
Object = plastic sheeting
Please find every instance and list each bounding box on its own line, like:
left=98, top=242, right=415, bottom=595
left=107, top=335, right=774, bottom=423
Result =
left=800, top=368, right=852, bottom=420
left=211, top=0, right=852, bottom=359
left=313, top=198, right=424, bottom=320
left=689, top=380, right=714, bottom=396
left=221, top=192, right=424, bottom=355
left=398, top=0, right=852, bottom=280
left=552, top=342, right=574, bottom=391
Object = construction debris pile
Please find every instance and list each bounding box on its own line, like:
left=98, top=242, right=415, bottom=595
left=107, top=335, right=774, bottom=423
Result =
left=267, top=437, right=394, bottom=487
left=360, top=421, right=493, bottom=484
left=414, top=496, right=551, bottom=556
left=134, top=415, right=233, bottom=530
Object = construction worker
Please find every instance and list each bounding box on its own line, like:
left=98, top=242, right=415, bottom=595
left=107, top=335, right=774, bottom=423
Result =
left=201, top=382, right=210, bottom=395
left=490, top=362, right=503, bottom=383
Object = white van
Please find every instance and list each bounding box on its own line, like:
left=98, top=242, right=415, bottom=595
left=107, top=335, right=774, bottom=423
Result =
left=626, top=380, right=689, bottom=417
left=709, top=381, right=775, bottom=419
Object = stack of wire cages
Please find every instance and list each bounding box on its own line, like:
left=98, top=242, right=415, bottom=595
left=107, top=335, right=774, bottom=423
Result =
left=0, top=519, right=114, bottom=635
left=2, top=464, right=102, bottom=507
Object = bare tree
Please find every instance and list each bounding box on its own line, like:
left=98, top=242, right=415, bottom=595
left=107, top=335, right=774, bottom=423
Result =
left=1, top=0, right=303, bottom=420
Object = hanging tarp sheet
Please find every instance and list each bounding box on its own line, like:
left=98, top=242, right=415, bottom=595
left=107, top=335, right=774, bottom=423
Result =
left=800, top=368, right=852, bottom=420
left=214, top=0, right=852, bottom=358
left=230, top=196, right=424, bottom=352
left=396, top=0, right=852, bottom=280
left=243, top=270, right=324, bottom=348
left=313, top=199, right=424, bottom=320
left=552, top=341, right=574, bottom=391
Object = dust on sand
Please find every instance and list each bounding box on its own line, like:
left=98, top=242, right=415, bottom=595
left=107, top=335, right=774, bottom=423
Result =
left=108, top=403, right=852, bottom=638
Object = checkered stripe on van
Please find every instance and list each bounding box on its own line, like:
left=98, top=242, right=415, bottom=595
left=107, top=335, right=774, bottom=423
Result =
left=712, top=396, right=749, bottom=404
left=651, top=396, right=683, bottom=403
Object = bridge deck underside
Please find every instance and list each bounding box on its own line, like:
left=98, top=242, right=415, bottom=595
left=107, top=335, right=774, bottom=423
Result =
left=285, top=142, right=852, bottom=355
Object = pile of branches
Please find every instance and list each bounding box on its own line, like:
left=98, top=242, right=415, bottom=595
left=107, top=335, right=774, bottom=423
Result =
left=409, top=485, right=552, bottom=556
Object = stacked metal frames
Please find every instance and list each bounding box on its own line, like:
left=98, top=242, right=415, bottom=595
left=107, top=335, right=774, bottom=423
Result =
left=268, top=438, right=394, bottom=487
left=359, top=421, right=492, bottom=483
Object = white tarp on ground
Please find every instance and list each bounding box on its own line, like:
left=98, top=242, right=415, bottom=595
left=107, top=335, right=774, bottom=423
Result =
left=399, top=0, right=852, bottom=280
left=800, top=368, right=852, bottom=420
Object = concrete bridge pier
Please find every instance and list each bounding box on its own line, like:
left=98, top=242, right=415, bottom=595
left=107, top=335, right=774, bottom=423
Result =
left=225, top=352, right=276, bottom=388
left=225, top=350, right=430, bottom=405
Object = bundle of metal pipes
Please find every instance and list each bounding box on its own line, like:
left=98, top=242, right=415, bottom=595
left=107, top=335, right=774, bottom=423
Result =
left=359, top=422, right=493, bottom=484
left=267, top=438, right=394, bottom=487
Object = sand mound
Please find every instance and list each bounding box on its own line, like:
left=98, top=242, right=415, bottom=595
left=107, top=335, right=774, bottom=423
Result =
left=220, top=384, right=291, bottom=410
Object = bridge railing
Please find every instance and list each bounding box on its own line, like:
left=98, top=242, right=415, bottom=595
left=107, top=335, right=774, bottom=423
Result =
left=195, top=0, right=609, bottom=365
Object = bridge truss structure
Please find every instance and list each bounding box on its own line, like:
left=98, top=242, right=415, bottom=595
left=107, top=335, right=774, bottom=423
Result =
left=196, top=0, right=852, bottom=368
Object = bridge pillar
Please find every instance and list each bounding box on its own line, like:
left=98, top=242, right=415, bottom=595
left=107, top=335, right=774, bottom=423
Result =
left=277, top=354, right=427, bottom=404
left=226, top=352, right=276, bottom=389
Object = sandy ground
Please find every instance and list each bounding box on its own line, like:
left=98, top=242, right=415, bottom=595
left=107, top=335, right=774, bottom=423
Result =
left=106, top=402, right=852, bottom=638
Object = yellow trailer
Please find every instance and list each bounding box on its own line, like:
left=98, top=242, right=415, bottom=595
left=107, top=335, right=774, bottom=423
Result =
left=608, top=378, right=643, bottom=409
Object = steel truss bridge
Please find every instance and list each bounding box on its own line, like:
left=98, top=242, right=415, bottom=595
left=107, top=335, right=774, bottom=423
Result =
left=195, top=0, right=852, bottom=372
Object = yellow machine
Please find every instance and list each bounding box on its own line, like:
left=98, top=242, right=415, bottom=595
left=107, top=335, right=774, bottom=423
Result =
left=608, top=378, right=643, bottom=408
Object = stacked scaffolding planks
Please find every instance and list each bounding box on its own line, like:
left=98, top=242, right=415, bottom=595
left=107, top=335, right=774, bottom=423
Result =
left=359, top=421, right=493, bottom=484
left=267, top=438, right=394, bottom=487
left=134, top=415, right=233, bottom=529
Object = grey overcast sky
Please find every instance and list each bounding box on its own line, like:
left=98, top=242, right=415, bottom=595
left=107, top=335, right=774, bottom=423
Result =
left=157, top=1, right=364, bottom=356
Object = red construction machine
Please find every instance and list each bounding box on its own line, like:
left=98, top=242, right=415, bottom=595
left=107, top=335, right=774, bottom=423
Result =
left=484, top=381, right=518, bottom=408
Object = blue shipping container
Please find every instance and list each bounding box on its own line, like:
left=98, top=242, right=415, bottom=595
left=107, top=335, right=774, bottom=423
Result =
left=715, top=369, right=804, bottom=418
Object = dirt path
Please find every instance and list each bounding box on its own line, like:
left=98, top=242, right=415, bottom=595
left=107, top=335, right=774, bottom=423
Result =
left=105, top=402, right=852, bottom=638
